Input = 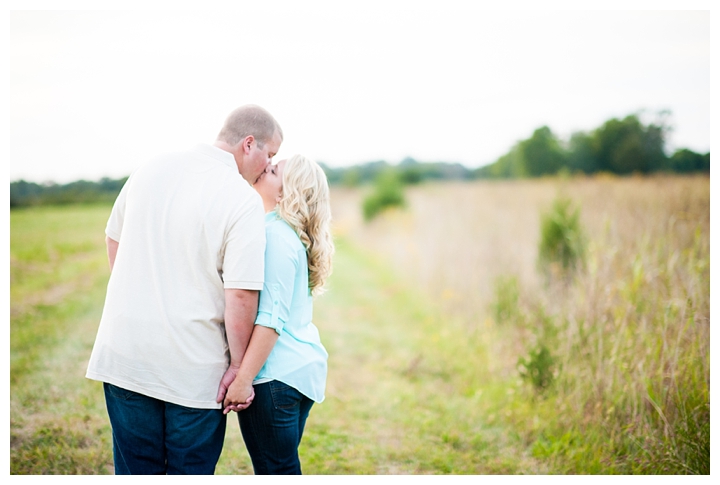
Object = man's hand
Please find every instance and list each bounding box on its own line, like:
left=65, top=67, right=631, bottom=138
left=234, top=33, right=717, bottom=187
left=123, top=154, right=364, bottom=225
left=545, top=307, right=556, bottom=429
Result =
left=222, top=378, right=255, bottom=414
left=216, top=365, right=254, bottom=413
left=216, top=363, right=240, bottom=405
left=219, top=288, right=260, bottom=413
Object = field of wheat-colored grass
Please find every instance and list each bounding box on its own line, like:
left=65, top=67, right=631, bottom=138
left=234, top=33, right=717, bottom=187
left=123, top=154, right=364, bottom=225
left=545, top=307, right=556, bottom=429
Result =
left=330, top=174, right=710, bottom=473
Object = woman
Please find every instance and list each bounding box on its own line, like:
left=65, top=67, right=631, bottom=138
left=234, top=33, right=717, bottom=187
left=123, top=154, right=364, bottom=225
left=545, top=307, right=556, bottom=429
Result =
left=223, top=154, right=334, bottom=474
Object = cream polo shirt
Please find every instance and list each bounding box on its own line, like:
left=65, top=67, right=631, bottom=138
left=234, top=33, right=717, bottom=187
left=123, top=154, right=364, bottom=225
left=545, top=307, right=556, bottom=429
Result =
left=86, top=144, right=266, bottom=409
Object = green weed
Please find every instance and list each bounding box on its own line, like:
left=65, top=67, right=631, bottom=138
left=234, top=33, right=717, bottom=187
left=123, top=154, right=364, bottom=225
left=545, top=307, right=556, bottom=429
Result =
left=362, top=169, right=406, bottom=221
left=517, top=344, right=557, bottom=393
left=491, top=275, right=522, bottom=325
left=537, top=196, right=586, bottom=279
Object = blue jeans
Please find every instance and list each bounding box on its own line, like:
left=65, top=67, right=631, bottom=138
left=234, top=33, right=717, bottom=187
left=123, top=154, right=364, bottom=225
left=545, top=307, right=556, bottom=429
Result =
left=103, top=383, right=226, bottom=475
left=238, top=380, right=314, bottom=474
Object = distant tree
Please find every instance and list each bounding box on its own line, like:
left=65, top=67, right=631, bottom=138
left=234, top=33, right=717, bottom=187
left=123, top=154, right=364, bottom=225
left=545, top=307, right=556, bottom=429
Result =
left=475, top=145, right=525, bottom=179
left=319, top=157, right=473, bottom=185
left=594, top=116, right=642, bottom=173
left=566, top=131, right=598, bottom=174
left=318, top=162, right=344, bottom=185
left=643, top=120, right=669, bottom=172
left=592, top=114, right=669, bottom=174
left=398, top=156, right=419, bottom=167
left=359, top=160, right=391, bottom=184
left=430, top=162, right=472, bottom=180
left=476, top=111, right=690, bottom=179
left=398, top=157, right=423, bottom=184
left=519, top=126, right=567, bottom=176
left=400, top=166, right=423, bottom=185
left=10, top=180, right=43, bottom=207
left=666, top=148, right=710, bottom=173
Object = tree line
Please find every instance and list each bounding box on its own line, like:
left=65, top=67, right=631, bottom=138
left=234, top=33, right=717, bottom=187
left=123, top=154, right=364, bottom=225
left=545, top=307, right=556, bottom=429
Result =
left=9, top=112, right=709, bottom=208
left=10, top=177, right=128, bottom=208
left=476, top=112, right=709, bottom=179
left=324, top=111, right=708, bottom=184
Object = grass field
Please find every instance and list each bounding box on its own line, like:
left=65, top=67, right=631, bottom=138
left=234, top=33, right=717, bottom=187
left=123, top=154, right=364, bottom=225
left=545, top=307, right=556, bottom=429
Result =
left=9, top=175, right=710, bottom=474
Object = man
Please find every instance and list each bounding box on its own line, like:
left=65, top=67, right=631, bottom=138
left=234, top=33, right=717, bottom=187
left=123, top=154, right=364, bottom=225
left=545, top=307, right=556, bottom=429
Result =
left=86, top=105, right=283, bottom=474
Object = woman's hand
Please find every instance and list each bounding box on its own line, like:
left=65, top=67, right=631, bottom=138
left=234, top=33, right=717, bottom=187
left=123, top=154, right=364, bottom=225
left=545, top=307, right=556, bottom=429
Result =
left=222, top=378, right=255, bottom=414
left=217, top=325, right=280, bottom=414
left=216, top=363, right=240, bottom=405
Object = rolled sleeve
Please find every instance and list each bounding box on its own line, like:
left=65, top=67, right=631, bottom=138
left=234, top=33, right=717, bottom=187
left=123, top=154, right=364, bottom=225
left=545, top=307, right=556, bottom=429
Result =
left=254, top=227, right=299, bottom=336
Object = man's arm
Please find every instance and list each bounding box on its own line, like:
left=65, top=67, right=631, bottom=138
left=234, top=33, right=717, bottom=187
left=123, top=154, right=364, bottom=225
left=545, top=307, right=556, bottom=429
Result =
left=222, top=231, right=300, bottom=413
left=222, top=325, right=279, bottom=413
left=215, top=288, right=260, bottom=407
left=106, top=236, right=119, bottom=271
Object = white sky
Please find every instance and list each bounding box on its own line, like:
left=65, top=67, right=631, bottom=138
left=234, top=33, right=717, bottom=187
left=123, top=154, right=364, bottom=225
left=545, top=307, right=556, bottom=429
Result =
left=7, top=1, right=714, bottom=183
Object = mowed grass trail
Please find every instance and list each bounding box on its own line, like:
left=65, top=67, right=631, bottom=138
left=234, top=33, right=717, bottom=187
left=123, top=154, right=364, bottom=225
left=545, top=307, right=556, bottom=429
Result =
left=220, top=236, right=542, bottom=474
left=308, top=238, right=544, bottom=474
left=11, top=205, right=538, bottom=474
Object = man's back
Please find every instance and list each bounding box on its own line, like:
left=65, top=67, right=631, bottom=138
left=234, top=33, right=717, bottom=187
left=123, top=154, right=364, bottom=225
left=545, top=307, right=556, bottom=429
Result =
left=86, top=144, right=265, bottom=409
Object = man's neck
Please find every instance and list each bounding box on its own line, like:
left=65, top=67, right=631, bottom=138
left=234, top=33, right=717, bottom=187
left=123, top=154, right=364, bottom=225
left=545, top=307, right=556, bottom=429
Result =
left=213, top=140, right=232, bottom=153
left=213, top=140, right=243, bottom=175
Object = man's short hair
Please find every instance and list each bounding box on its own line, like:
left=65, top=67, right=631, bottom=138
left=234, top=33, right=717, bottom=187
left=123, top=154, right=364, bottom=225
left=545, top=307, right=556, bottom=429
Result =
left=217, top=105, right=283, bottom=148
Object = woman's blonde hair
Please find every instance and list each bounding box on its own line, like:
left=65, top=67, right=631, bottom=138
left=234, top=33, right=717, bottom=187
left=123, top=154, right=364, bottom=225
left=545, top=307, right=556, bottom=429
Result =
left=276, top=154, right=334, bottom=295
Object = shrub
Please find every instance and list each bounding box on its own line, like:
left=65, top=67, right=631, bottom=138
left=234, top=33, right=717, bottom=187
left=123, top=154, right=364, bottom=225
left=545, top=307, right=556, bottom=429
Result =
left=362, top=169, right=406, bottom=221
left=400, top=166, right=423, bottom=185
left=517, top=344, right=557, bottom=393
left=537, top=196, right=586, bottom=278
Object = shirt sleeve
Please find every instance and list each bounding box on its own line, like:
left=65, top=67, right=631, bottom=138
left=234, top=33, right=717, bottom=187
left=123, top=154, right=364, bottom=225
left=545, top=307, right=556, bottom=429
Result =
left=222, top=193, right=266, bottom=290
left=254, top=225, right=300, bottom=336
left=105, top=176, right=130, bottom=241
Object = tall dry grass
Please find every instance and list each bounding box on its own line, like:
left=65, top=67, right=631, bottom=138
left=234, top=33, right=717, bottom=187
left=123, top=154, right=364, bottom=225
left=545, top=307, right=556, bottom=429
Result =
left=329, top=174, right=710, bottom=473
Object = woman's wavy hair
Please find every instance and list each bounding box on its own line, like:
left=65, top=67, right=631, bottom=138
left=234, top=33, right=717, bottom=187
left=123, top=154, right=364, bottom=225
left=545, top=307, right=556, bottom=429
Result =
left=276, top=154, right=334, bottom=295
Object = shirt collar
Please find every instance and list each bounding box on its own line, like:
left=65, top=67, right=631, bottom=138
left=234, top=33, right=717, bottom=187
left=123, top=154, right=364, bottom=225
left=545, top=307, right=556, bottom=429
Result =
left=192, top=143, right=238, bottom=171
left=265, top=210, right=279, bottom=223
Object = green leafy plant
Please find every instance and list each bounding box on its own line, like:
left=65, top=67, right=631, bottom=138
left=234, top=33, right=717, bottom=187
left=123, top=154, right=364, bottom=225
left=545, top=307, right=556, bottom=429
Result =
left=517, top=344, right=557, bottom=393
left=538, top=196, right=586, bottom=278
left=362, top=169, right=406, bottom=221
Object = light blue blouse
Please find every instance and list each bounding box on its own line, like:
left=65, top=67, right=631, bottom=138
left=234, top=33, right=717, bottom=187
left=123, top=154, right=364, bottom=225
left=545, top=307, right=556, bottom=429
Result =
left=252, top=211, right=328, bottom=403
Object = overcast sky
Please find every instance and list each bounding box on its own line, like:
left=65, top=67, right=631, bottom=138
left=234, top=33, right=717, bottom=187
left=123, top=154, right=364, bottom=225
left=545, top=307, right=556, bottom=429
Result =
left=8, top=2, right=713, bottom=183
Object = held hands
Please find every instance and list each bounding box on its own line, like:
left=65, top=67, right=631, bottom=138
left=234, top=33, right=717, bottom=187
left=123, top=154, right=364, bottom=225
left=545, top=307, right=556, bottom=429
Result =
left=216, top=364, right=254, bottom=414
left=222, top=379, right=255, bottom=414
left=216, top=324, right=277, bottom=414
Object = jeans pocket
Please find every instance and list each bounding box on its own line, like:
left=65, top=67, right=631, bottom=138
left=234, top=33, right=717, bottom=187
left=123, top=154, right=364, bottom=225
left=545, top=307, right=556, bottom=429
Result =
left=104, top=382, right=136, bottom=400
left=268, top=381, right=303, bottom=410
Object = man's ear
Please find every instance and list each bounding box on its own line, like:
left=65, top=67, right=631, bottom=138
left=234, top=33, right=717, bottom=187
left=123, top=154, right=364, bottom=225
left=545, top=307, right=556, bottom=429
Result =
left=242, top=135, right=255, bottom=154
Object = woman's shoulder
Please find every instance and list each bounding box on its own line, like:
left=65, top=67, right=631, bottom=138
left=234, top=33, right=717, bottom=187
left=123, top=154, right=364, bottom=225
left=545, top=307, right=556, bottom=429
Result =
left=265, top=212, right=303, bottom=249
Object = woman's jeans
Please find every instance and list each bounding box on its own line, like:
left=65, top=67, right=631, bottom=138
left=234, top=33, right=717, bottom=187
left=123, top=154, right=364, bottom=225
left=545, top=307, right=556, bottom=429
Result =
left=103, top=383, right=226, bottom=475
left=238, top=380, right=314, bottom=475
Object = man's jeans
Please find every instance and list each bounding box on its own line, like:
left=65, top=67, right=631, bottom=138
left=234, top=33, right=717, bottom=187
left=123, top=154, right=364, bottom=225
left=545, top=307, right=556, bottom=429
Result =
left=238, top=380, right=314, bottom=474
left=103, top=383, right=226, bottom=475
